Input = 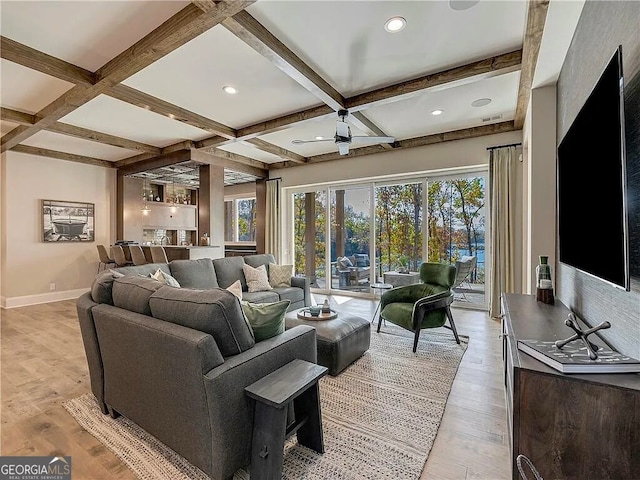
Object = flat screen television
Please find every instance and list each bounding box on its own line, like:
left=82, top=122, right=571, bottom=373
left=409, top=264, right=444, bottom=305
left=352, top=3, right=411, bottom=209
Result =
left=557, top=45, right=629, bottom=291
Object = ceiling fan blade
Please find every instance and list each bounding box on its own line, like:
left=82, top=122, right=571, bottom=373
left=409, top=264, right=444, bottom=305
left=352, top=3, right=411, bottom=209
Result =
left=336, top=120, right=350, bottom=138
left=337, top=143, right=350, bottom=155
left=291, top=138, right=334, bottom=144
left=350, top=135, right=395, bottom=145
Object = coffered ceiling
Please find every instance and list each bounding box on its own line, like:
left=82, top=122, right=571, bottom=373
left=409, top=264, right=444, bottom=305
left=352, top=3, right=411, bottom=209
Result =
left=0, top=0, right=582, bottom=185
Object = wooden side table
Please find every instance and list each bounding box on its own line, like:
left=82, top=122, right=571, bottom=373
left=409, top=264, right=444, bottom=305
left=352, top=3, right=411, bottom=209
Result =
left=245, top=359, right=328, bottom=480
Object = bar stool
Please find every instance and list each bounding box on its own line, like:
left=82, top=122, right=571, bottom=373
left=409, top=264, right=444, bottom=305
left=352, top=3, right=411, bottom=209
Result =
left=129, top=245, right=147, bottom=266
left=96, top=245, right=116, bottom=273
left=150, top=246, right=168, bottom=264
left=110, top=245, right=133, bottom=267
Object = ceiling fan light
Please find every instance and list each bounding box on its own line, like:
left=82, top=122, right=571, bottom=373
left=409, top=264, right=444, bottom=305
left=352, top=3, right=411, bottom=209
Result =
left=222, top=85, right=238, bottom=95
left=384, top=16, right=406, bottom=33
left=471, top=98, right=492, bottom=107
left=431, top=109, right=444, bottom=116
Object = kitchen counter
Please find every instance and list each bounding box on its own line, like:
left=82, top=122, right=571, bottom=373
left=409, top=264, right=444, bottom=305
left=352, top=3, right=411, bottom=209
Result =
left=141, top=245, right=223, bottom=261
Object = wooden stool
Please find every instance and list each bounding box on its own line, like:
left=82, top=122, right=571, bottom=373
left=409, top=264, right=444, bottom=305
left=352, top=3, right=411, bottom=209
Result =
left=245, top=359, right=327, bottom=480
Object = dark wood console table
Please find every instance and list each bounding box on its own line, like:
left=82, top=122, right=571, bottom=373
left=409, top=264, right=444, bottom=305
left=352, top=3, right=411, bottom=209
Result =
left=501, top=293, right=639, bottom=480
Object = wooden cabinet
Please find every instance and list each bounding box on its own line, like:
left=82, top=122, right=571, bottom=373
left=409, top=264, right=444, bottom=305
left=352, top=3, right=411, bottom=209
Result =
left=501, top=293, right=640, bottom=480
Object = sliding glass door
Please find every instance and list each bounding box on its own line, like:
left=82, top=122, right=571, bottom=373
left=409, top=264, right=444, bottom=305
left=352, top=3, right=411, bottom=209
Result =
left=286, top=169, right=488, bottom=309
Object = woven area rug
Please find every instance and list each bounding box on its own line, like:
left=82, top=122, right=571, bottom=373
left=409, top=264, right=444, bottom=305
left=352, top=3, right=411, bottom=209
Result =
left=63, top=325, right=468, bottom=479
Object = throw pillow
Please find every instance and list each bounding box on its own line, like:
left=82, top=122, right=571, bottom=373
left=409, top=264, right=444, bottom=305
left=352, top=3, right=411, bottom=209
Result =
left=150, top=268, right=181, bottom=288
left=226, top=279, right=243, bottom=300
left=268, top=263, right=293, bottom=287
left=243, top=263, right=272, bottom=293
left=241, top=300, right=290, bottom=342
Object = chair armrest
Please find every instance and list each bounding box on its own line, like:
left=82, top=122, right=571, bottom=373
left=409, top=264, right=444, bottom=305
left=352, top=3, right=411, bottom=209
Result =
left=380, top=283, right=444, bottom=310
left=414, top=291, right=454, bottom=314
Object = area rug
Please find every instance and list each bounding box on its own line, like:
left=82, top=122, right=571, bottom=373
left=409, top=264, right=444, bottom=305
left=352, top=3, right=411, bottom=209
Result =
left=63, top=325, right=468, bottom=479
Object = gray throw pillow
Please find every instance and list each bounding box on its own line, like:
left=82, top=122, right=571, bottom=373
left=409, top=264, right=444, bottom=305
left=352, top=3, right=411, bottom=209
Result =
left=112, top=276, right=164, bottom=316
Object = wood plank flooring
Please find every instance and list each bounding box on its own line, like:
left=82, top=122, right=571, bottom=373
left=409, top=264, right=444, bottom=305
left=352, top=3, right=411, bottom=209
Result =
left=1, top=296, right=510, bottom=480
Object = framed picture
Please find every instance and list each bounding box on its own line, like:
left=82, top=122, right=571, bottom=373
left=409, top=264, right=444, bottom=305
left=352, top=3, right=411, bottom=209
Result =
left=42, top=200, right=94, bottom=242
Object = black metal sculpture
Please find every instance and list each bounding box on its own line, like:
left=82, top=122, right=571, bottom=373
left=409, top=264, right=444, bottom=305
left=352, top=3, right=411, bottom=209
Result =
left=555, top=312, right=611, bottom=360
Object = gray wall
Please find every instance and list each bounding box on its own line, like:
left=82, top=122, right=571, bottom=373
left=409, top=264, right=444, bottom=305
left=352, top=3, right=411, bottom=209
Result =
left=556, top=1, right=640, bottom=357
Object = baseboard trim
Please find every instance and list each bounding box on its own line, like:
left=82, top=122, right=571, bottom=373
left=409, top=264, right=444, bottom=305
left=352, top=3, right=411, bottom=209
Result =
left=1, top=288, right=89, bottom=309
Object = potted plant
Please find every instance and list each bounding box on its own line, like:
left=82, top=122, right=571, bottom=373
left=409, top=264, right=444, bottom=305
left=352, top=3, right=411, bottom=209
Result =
left=398, top=255, right=409, bottom=274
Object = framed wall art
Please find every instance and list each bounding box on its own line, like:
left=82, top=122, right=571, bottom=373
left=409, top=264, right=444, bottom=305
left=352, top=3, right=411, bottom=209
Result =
left=42, top=200, right=94, bottom=242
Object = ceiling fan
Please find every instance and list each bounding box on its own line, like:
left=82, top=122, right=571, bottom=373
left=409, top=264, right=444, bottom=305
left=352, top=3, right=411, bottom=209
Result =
left=292, top=109, right=395, bottom=155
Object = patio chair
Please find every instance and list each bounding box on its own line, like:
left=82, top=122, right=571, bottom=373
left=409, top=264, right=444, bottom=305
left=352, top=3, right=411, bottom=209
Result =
left=452, top=255, right=477, bottom=301
left=377, top=262, right=460, bottom=352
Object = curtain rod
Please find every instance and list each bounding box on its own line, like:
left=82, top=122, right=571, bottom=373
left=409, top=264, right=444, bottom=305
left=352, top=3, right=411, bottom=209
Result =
left=486, top=142, right=522, bottom=151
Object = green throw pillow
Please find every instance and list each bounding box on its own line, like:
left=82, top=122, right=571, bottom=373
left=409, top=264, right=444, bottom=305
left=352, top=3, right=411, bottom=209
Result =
left=241, top=299, right=290, bottom=342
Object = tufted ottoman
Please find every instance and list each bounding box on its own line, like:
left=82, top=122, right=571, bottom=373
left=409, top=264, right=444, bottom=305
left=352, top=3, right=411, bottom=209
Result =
left=285, top=309, right=370, bottom=376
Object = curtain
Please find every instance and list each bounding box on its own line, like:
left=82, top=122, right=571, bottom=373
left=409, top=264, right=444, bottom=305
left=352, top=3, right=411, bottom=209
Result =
left=489, top=146, right=518, bottom=318
left=265, top=178, right=281, bottom=262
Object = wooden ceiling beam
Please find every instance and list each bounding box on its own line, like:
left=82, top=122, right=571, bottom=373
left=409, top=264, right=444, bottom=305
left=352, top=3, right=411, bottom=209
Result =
left=245, top=138, right=307, bottom=164
left=1, top=107, right=36, bottom=126
left=222, top=10, right=345, bottom=111
left=107, top=85, right=237, bottom=139
left=192, top=149, right=268, bottom=178
left=349, top=111, right=393, bottom=149
left=45, top=122, right=161, bottom=154
left=11, top=144, right=114, bottom=168
left=347, top=50, right=523, bottom=111
left=514, top=0, right=550, bottom=129
left=298, top=121, right=518, bottom=165
left=1, top=1, right=253, bottom=152
left=0, top=36, right=95, bottom=85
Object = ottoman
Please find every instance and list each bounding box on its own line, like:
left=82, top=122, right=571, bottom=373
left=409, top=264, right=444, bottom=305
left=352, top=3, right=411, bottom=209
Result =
left=285, top=310, right=370, bottom=376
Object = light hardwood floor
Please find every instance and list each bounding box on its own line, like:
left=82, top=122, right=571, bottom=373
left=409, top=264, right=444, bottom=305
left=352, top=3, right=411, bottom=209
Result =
left=1, top=296, right=510, bottom=480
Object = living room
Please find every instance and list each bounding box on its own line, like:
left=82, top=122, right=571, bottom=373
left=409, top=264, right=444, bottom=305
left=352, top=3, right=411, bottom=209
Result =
left=1, top=1, right=639, bottom=479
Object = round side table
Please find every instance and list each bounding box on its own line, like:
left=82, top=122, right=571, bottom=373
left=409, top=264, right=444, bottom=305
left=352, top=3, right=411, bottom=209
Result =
left=370, top=282, right=393, bottom=323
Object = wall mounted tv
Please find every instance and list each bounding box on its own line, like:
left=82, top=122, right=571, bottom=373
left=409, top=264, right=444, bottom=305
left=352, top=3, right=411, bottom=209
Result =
left=557, top=45, right=629, bottom=291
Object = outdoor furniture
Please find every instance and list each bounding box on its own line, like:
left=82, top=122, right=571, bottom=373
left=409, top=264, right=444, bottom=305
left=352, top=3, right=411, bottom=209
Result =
left=96, top=245, right=116, bottom=273
left=378, top=262, right=460, bottom=352
left=129, top=245, right=148, bottom=266
left=285, top=308, right=370, bottom=376
left=245, top=359, right=327, bottom=480
left=452, top=255, right=477, bottom=301
left=150, top=246, right=169, bottom=264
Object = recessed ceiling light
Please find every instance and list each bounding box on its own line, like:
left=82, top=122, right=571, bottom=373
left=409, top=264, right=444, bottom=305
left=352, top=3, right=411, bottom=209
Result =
left=431, top=109, right=444, bottom=116
left=471, top=98, right=492, bottom=107
left=384, top=16, right=406, bottom=33
left=449, top=0, right=480, bottom=11
left=222, top=85, right=238, bottom=95
left=315, top=136, right=324, bottom=140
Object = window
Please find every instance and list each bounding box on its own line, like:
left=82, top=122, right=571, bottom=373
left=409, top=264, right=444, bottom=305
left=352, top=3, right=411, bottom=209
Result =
left=224, top=197, right=256, bottom=242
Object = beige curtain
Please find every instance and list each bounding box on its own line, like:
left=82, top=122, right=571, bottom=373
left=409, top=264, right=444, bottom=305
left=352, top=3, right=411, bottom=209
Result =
left=489, top=146, right=518, bottom=318
left=265, top=178, right=281, bottom=262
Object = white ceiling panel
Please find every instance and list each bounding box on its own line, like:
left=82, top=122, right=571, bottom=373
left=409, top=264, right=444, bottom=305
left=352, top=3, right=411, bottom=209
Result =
left=217, top=142, right=285, bottom=164
left=0, top=1, right=190, bottom=71
left=248, top=1, right=527, bottom=96
left=260, top=116, right=368, bottom=157
left=1, top=120, right=19, bottom=136
left=362, top=71, right=521, bottom=140
left=59, top=95, right=213, bottom=148
left=123, top=26, right=323, bottom=129
left=21, top=130, right=137, bottom=161
left=0, top=59, right=74, bottom=113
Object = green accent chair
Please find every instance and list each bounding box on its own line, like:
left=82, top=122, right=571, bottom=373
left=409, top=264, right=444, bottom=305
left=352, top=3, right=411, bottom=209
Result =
left=377, top=262, right=460, bottom=352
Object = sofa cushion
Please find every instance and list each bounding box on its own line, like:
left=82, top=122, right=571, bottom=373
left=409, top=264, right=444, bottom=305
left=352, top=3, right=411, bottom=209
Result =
left=242, top=290, right=280, bottom=304
left=149, top=286, right=255, bottom=357
left=213, top=256, right=247, bottom=290
left=337, top=256, right=353, bottom=268
left=241, top=300, right=290, bottom=342
left=272, top=286, right=304, bottom=304
left=243, top=254, right=276, bottom=270
left=268, top=264, right=293, bottom=287
left=243, top=264, right=272, bottom=292
left=169, top=259, right=218, bottom=289
left=91, top=270, right=117, bottom=305
left=112, top=276, right=164, bottom=316
left=114, top=263, right=170, bottom=277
